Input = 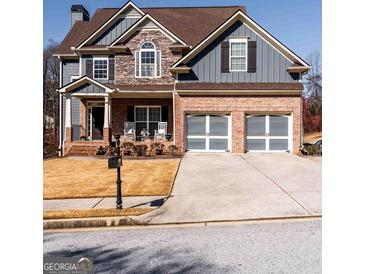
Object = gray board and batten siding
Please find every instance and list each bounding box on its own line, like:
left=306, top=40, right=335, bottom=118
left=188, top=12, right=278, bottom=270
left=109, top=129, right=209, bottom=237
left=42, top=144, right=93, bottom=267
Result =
left=93, top=17, right=139, bottom=45
left=62, top=59, right=109, bottom=140
left=178, top=21, right=300, bottom=83
left=61, top=60, right=81, bottom=140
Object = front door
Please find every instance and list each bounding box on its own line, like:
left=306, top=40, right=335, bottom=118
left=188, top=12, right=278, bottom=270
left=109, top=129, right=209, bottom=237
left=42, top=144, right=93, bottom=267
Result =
left=91, top=107, right=104, bottom=140
left=186, top=114, right=231, bottom=152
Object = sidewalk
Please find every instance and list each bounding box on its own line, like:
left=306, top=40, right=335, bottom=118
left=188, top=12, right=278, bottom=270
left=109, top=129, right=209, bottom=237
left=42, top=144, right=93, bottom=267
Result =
left=44, top=196, right=167, bottom=211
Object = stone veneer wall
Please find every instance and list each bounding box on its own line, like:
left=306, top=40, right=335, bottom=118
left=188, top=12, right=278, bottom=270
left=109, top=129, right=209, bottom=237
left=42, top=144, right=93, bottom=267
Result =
left=115, top=30, right=182, bottom=85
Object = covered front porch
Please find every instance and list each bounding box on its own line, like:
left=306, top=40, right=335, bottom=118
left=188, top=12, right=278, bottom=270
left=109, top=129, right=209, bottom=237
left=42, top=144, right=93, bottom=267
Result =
left=60, top=77, right=175, bottom=156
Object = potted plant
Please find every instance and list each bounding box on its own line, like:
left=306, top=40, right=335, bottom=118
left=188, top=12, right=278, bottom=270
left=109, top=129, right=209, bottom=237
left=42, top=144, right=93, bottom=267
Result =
left=165, top=133, right=172, bottom=141
left=80, top=135, right=87, bottom=141
left=121, top=142, right=135, bottom=156
left=150, top=142, right=165, bottom=155
left=135, top=144, right=148, bottom=157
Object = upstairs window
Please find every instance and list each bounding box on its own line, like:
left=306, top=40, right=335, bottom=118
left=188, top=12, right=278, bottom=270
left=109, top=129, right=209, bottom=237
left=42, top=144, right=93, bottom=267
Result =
left=229, top=38, right=247, bottom=71
left=135, top=42, right=161, bottom=78
left=93, top=58, right=108, bottom=80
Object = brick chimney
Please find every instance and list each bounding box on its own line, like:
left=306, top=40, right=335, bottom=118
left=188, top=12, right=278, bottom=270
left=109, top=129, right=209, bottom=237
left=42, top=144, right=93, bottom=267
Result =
left=71, top=5, right=89, bottom=28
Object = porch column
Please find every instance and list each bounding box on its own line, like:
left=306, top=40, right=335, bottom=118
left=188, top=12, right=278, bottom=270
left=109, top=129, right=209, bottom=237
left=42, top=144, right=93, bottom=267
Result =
left=65, top=95, right=72, bottom=142
left=103, top=96, right=111, bottom=143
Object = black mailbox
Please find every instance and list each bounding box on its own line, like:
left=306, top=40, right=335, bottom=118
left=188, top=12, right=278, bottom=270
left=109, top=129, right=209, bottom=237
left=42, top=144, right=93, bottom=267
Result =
left=108, top=156, right=122, bottom=169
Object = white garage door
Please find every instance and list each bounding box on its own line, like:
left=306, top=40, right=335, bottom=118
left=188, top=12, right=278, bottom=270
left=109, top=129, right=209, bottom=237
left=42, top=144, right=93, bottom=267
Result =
left=186, top=114, right=231, bottom=152
left=246, top=114, right=292, bottom=152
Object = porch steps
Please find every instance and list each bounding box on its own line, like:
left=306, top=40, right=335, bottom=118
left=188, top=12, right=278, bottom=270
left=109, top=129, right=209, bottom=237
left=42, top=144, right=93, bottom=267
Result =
left=66, top=142, right=105, bottom=156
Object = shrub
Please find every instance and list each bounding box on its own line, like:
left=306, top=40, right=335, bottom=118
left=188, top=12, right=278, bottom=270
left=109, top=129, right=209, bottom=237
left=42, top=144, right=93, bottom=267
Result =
left=168, top=145, right=178, bottom=156
left=96, top=146, right=107, bottom=155
left=304, top=144, right=321, bottom=156
left=121, top=142, right=136, bottom=152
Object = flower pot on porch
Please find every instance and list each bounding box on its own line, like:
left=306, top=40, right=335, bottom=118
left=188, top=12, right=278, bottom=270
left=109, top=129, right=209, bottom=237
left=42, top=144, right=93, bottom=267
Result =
left=123, top=150, right=131, bottom=156
left=155, top=149, right=163, bottom=155
left=165, top=134, right=172, bottom=141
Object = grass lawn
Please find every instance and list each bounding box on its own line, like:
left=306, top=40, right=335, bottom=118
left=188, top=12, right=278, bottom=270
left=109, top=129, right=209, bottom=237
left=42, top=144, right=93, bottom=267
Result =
left=43, top=208, right=153, bottom=219
left=44, top=158, right=181, bottom=199
left=304, top=131, right=322, bottom=143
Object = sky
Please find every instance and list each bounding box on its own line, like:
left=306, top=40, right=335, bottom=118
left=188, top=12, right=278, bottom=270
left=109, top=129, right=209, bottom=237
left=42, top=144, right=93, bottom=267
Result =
left=43, top=0, right=321, bottom=60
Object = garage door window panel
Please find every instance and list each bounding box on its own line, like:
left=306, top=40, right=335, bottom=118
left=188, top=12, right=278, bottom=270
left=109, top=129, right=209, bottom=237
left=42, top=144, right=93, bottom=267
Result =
left=269, top=116, right=288, bottom=136
left=247, top=139, right=266, bottom=151
left=209, top=139, right=228, bottom=150
left=187, top=116, right=206, bottom=136
left=209, top=115, right=228, bottom=136
left=247, top=115, right=266, bottom=136
left=187, top=138, right=206, bottom=150
left=269, top=139, right=289, bottom=150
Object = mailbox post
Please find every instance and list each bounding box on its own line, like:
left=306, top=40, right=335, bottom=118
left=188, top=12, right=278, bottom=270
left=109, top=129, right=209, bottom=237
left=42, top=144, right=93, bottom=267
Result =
left=107, top=134, right=123, bottom=209
left=115, top=134, right=122, bottom=209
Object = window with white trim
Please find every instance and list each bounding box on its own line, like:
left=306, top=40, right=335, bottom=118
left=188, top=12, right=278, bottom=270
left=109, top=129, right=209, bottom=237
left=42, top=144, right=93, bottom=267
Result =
left=135, top=42, right=161, bottom=78
left=93, top=58, right=108, bottom=80
left=229, top=39, right=247, bottom=71
left=135, top=106, right=161, bottom=136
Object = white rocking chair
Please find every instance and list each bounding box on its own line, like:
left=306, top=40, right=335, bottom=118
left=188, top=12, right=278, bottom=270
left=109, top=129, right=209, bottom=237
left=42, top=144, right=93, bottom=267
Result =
left=154, top=122, right=167, bottom=141
left=123, top=122, right=136, bottom=141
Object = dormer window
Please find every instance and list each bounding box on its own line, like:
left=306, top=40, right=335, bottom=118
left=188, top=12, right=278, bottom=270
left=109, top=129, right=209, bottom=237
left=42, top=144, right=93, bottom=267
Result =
left=135, top=42, right=161, bottom=78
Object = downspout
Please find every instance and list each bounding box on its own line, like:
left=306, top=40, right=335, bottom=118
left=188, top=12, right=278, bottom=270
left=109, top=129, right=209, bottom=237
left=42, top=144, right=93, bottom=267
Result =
left=299, top=72, right=303, bottom=146
left=58, top=58, right=63, bottom=157
left=172, top=75, right=176, bottom=146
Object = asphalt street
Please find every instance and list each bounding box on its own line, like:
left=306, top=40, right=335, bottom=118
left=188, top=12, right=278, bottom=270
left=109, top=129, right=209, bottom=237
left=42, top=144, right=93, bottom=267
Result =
left=43, top=219, right=321, bottom=274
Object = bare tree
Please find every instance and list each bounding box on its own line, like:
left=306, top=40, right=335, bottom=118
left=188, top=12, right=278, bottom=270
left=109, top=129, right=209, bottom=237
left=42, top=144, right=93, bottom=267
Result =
left=304, top=51, right=322, bottom=98
left=302, top=51, right=322, bottom=133
left=43, top=39, right=60, bottom=158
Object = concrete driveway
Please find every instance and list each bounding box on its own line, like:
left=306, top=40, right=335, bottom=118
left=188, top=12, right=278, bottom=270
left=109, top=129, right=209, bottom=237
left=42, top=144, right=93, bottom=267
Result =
left=140, top=153, right=321, bottom=224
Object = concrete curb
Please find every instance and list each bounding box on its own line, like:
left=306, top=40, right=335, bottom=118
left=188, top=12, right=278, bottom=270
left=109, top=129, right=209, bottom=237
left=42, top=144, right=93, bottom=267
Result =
left=44, top=214, right=322, bottom=231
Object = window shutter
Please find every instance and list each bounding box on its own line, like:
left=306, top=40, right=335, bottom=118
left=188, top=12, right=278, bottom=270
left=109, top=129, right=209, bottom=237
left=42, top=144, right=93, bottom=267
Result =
left=156, top=50, right=161, bottom=77
left=127, top=106, right=134, bottom=122
left=86, top=59, right=93, bottom=77
left=221, top=41, right=230, bottom=73
left=247, top=41, right=257, bottom=73
left=161, top=106, right=168, bottom=122
left=108, top=57, right=114, bottom=80
left=135, top=51, right=140, bottom=77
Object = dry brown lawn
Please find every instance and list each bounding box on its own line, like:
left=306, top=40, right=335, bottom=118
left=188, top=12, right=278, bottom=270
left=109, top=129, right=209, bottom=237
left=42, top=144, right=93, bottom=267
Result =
left=43, top=207, right=153, bottom=219
left=304, top=132, right=322, bottom=143
left=44, top=158, right=181, bottom=199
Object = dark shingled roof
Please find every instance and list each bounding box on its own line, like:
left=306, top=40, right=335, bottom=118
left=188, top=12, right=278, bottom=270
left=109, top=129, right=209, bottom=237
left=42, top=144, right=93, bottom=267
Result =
left=55, top=6, right=246, bottom=54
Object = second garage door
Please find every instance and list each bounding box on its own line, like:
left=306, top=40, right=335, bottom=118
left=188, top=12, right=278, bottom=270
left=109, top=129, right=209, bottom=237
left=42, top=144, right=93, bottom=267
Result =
left=186, top=114, right=231, bottom=152
left=246, top=114, right=292, bottom=152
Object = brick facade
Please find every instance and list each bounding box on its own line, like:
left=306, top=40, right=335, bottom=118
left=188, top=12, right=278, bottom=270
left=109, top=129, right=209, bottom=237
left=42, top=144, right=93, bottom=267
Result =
left=115, top=30, right=182, bottom=85
left=174, top=94, right=302, bottom=155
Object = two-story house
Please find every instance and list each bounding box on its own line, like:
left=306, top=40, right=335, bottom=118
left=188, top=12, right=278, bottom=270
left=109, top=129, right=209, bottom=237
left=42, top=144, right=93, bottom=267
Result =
left=55, top=1, right=310, bottom=156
